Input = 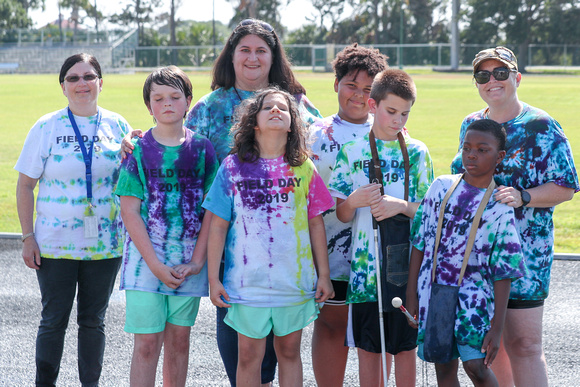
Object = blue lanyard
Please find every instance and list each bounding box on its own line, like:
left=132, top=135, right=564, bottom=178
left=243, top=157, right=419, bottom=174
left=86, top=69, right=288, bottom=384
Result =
left=68, top=107, right=100, bottom=202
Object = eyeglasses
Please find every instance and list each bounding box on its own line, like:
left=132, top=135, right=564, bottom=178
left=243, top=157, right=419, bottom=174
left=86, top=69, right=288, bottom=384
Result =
left=473, top=67, right=515, bottom=84
left=64, top=74, right=99, bottom=83
left=238, top=19, right=275, bottom=32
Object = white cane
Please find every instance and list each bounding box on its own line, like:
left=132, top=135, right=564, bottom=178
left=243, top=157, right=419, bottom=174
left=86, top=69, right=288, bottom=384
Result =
left=373, top=217, right=389, bottom=387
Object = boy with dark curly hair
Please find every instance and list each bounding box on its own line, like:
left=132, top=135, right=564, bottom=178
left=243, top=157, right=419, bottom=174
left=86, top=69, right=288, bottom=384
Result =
left=310, top=43, right=389, bottom=386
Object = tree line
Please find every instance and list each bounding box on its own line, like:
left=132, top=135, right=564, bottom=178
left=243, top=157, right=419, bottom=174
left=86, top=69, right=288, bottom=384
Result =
left=3, top=0, right=580, bottom=69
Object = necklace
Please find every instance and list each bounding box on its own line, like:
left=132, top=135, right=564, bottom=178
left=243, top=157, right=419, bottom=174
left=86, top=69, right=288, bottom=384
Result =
left=233, top=86, right=243, bottom=101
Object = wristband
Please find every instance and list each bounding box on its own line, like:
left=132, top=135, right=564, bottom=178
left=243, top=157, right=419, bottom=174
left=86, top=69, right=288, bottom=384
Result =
left=21, top=232, right=34, bottom=242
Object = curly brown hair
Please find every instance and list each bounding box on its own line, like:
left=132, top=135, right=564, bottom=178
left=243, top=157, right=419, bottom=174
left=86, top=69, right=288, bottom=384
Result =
left=332, top=43, right=389, bottom=82
left=230, top=87, right=310, bottom=166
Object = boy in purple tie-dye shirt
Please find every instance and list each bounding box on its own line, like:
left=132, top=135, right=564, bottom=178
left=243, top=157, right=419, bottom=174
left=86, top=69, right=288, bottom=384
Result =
left=407, top=119, right=525, bottom=386
left=116, top=66, right=218, bottom=385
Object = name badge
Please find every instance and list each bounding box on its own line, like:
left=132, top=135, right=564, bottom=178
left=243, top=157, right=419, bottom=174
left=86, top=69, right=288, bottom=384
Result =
left=84, top=216, right=99, bottom=238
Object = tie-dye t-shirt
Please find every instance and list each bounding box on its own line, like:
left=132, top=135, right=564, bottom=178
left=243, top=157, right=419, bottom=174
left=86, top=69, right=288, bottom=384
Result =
left=115, top=129, right=218, bottom=296
left=327, top=133, right=434, bottom=304
left=451, top=104, right=579, bottom=300
left=14, top=107, right=132, bottom=260
left=411, top=175, right=525, bottom=349
left=185, top=87, right=322, bottom=163
left=310, top=114, right=373, bottom=281
left=202, top=155, right=335, bottom=307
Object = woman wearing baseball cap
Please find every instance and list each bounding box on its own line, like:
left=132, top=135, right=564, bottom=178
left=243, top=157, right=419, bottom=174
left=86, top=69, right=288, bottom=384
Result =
left=450, top=46, right=579, bottom=386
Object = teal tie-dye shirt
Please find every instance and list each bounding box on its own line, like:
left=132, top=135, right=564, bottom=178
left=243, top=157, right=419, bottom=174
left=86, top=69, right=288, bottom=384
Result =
left=411, top=176, right=525, bottom=349
left=327, top=133, right=434, bottom=304
left=116, top=129, right=218, bottom=296
left=185, top=87, right=322, bottom=163
left=15, top=107, right=132, bottom=260
left=202, top=155, right=334, bottom=307
left=451, top=104, right=579, bottom=300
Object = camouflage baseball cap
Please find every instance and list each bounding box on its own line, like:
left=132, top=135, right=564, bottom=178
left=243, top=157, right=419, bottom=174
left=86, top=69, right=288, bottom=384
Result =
left=472, top=46, right=518, bottom=73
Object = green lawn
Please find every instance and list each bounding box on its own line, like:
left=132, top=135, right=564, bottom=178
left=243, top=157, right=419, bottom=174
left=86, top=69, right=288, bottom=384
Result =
left=1, top=70, right=579, bottom=252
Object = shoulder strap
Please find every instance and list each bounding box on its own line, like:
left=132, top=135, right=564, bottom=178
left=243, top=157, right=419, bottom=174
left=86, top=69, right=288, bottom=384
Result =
left=431, top=175, right=496, bottom=286
left=368, top=130, right=410, bottom=201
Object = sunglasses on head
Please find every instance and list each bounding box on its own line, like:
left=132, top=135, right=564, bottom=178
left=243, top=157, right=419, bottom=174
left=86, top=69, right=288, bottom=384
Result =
left=238, top=19, right=275, bottom=32
left=473, top=67, right=515, bottom=84
left=64, top=74, right=99, bottom=83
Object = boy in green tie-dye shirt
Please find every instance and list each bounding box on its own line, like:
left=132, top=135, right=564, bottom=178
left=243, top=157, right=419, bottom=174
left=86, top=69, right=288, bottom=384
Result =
left=116, top=66, right=218, bottom=386
left=328, top=69, right=433, bottom=386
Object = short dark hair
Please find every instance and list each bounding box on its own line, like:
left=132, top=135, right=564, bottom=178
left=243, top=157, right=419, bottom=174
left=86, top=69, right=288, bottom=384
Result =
left=370, top=69, right=416, bottom=104
left=59, top=53, right=102, bottom=84
left=465, top=119, right=507, bottom=151
left=143, top=66, right=193, bottom=116
left=211, top=19, right=306, bottom=95
left=231, top=87, right=309, bottom=166
left=332, top=43, right=389, bottom=82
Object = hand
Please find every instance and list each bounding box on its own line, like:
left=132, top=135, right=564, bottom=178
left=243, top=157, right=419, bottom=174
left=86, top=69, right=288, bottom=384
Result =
left=22, top=237, right=41, bottom=269
left=348, top=183, right=383, bottom=209
left=482, top=319, right=502, bottom=367
left=370, top=194, right=406, bottom=221
left=210, top=281, right=231, bottom=308
left=121, top=129, right=143, bottom=159
left=173, top=261, right=203, bottom=277
left=405, top=290, right=419, bottom=329
left=151, top=263, right=185, bottom=289
left=315, top=276, right=335, bottom=303
left=494, top=185, right=523, bottom=208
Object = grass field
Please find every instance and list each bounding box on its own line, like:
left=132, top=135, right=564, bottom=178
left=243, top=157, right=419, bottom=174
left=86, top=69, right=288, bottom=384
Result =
left=1, top=70, right=579, bottom=251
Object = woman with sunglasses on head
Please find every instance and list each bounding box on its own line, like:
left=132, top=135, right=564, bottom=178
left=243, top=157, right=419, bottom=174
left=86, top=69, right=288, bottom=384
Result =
left=450, top=46, right=578, bottom=387
left=15, top=53, right=132, bottom=386
left=185, top=19, right=322, bottom=387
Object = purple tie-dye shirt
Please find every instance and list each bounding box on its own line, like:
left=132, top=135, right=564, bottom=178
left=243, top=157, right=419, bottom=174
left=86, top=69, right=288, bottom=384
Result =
left=411, top=175, right=525, bottom=349
left=116, top=129, right=218, bottom=296
left=202, top=155, right=334, bottom=307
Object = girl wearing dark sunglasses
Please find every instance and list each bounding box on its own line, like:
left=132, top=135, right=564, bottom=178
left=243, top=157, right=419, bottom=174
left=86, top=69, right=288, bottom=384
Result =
left=450, top=46, right=578, bottom=387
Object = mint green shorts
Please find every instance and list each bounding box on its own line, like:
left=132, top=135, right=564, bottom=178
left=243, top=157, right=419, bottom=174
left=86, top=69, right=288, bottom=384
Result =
left=225, top=299, right=319, bottom=339
left=124, top=290, right=201, bottom=334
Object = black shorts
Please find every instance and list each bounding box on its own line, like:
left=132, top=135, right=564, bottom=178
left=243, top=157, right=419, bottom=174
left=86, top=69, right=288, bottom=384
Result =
left=346, top=301, right=417, bottom=355
left=507, top=298, right=545, bottom=309
left=325, top=280, right=348, bottom=305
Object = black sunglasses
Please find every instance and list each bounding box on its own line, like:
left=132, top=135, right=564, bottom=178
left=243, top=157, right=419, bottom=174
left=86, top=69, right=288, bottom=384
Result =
left=473, top=67, right=515, bottom=84
left=64, top=74, right=99, bottom=83
left=238, top=19, right=275, bottom=32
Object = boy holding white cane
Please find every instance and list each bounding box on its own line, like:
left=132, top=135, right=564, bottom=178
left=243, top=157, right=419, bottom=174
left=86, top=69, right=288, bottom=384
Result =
left=406, top=119, right=525, bottom=386
left=328, top=69, right=433, bottom=387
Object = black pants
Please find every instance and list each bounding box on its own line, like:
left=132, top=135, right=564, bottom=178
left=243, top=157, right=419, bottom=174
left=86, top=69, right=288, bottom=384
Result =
left=35, top=257, right=121, bottom=387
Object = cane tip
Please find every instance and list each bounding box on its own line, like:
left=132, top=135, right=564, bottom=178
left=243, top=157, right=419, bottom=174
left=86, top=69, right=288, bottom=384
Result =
left=391, top=297, right=402, bottom=308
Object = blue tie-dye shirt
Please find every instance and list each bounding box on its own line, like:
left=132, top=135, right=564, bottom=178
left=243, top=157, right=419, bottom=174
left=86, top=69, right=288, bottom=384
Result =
left=310, top=114, right=373, bottom=281
left=327, top=133, right=434, bottom=304
left=185, top=87, right=322, bottom=163
left=15, top=107, right=132, bottom=260
left=116, top=129, right=218, bottom=296
left=202, top=155, right=335, bottom=307
left=451, top=103, right=579, bottom=300
left=411, top=175, right=525, bottom=349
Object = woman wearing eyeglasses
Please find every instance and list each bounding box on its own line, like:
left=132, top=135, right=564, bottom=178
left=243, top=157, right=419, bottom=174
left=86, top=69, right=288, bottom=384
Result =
left=450, top=46, right=578, bottom=387
left=185, top=19, right=322, bottom=387
left=15, top=53, right=132, bottom=386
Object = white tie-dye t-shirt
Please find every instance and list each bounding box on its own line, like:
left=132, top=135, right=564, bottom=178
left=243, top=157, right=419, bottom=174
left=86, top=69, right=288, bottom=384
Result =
left=202, top=155, right=335, bottom=307
left=310, top=114, right=373, bottom=281
left=15, top=107, right=132, bottom=260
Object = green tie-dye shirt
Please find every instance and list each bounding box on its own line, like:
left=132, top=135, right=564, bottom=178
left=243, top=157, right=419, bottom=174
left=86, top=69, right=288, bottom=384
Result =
left=327, top=132, right=434, bottom=303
